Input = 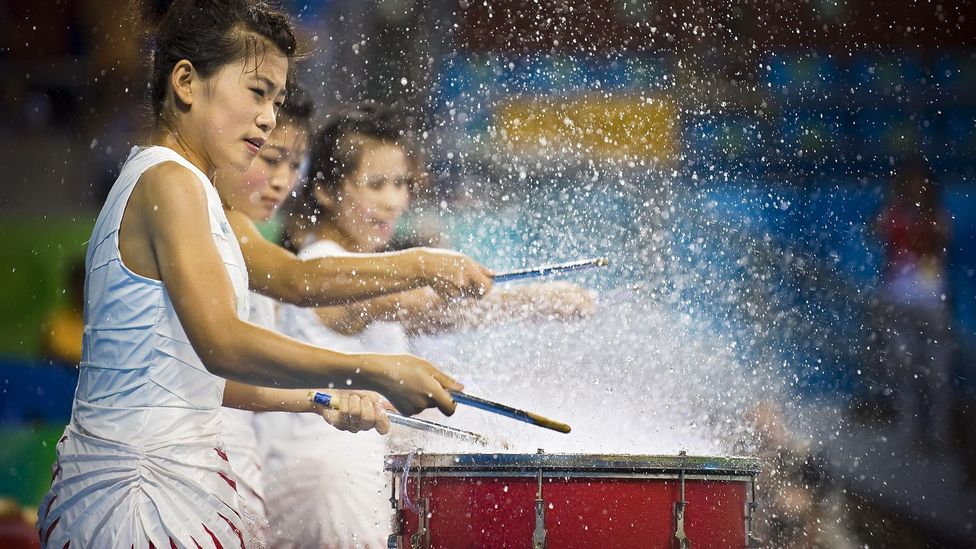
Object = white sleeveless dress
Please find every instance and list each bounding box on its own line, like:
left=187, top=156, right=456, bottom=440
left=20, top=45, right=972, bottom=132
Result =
left=257, top=239, right=408, bottom=549
left=38, top=146, right=253, bottom=549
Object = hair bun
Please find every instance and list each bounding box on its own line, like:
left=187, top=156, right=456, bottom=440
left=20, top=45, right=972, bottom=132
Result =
left=138, top=0, right=180, bottom=33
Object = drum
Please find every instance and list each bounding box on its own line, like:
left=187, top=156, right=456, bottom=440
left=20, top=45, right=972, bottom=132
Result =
left=385, top=452, right=761, bottom=549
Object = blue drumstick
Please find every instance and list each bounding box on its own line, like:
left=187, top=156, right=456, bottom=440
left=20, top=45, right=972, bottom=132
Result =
left=449, top=391, right=572, bottom=433
left=493, top=257, right=609, bottom=283
left=310, top=391, right=489, bottom=445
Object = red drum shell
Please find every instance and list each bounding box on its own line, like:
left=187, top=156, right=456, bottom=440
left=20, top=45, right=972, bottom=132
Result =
left=386, top=453, right=760, bottom=549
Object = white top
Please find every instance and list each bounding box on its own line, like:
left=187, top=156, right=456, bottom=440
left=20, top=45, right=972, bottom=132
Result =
left=258, top=239, right=406, bottom=548
left=276, top=239, right=409, bottom=358
left=39, top=146, right=253, bottom=549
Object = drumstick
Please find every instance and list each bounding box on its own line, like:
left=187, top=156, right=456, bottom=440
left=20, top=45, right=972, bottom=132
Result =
left=449, top=391, right=572, bottom=434
left=310, top=391, right=490, bottom=445
left=493, top=257, right=609, bottom=283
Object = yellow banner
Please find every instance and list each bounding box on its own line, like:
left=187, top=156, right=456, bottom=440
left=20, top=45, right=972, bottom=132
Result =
left=495, top=95, right=678, bottom=162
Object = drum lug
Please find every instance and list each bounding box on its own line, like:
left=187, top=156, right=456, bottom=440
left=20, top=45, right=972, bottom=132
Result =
left=389, top=479, right=402, bottom=548
left=673, top=467, right=690, bottom=549
left=745, top=476, right=762, bottom=548
left=409, top=497, right=430, bottom=549
left=532, top=450, right=548, bottom=549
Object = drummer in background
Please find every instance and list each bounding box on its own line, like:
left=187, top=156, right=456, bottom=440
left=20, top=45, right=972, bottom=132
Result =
left=747, top=400, right=859, bottom=548
left=210, top=92, right=496, bottom=547
left=259, top=102, right=595, bottom=547
left=211, top=82, right=321, bottom=543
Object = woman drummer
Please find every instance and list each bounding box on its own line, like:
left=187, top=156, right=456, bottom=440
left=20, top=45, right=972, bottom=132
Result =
left=38, top=2, right=487, bottom=546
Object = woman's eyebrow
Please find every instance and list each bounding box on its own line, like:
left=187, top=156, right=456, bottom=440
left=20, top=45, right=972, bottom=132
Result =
left=254, top=75, right=285, bottom=96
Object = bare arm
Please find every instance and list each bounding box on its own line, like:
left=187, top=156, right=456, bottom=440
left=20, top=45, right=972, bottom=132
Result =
left=314, top=282, right=596, bottom=336
left=135, top=164, right=458, bottom=415
left=312, top=288, right=439, bottom=335
left=223, top=381, right=390, bottom=434
left=226, top=210, right=494, bottom=307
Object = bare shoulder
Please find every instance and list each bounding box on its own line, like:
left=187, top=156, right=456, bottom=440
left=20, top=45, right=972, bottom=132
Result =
left=127, top=160, right=213, bottom=246
left=135, top=161, right=208, bottom=208
left=120, top=161, right=210, bottom=279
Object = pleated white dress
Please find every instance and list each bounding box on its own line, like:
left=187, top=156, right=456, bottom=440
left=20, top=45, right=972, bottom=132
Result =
left=38, top=146, right=253, bottom=549
left=257, top=239, right=408, bottom=549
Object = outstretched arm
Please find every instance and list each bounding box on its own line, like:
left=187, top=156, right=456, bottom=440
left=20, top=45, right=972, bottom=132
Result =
left=226, top=210, right=493, bottom=307
left=314, top=282, right=596, bottom=336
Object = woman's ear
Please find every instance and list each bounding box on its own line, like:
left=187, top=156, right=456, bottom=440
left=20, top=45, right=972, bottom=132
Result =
left=170, top=59, right=196, bottom=109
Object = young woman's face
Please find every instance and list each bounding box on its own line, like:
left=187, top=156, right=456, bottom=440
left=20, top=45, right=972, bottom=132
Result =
left=217, top=121, right=308, bottom=221
left=330, top=141, right=412, bottom=252
left=189, top=46, right=288, bottom=174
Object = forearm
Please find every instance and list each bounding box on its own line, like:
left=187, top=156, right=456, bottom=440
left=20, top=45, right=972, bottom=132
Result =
left=223, top=380, right=318, bottom=413
left=276, top=250, right=430, bottom=307
left=399, top=287, right=577, bottom=335
left=314, top=288, right=439, bottom=334
left=202, top=317, right=390, bottom=392
left=362, top=288, right=436, bottom=323
left=352, top=289, right=459, bottom=335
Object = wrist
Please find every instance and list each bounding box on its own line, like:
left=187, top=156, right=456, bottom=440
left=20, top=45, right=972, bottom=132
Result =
left=348, top=353, right=391, bottom=394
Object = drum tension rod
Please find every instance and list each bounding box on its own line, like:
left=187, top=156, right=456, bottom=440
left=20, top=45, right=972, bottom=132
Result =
left=673, top=452, right=690, bottom=549
left=533, top=448, right=548, bottom=549
left=388, top=479, right=401, bottom=549
left=745, top=474, right=762, bottom=548
left=409, top=469, right=430, bottom=549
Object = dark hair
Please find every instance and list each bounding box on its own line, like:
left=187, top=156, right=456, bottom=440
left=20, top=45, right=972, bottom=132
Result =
left=278, top=79, right=315, bottom=131
left=282, top=103, right=420, bottom=251
left=143, top=0, right=297, bottom=124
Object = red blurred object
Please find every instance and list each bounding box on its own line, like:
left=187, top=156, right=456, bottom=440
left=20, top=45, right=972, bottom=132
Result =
left=0, top=513, right=41, bottom=549
left=386, top=453, right=760, bottom=549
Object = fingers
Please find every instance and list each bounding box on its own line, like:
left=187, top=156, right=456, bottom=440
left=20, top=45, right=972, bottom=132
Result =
left=316, top=391, right=388, bottom=434
left=428, top=252, right=494, bottom=300
left=380, top=355, right=463, bottom=417
left=355, top=393, right=375, bottom=425
left=468, top=261, right=494, bottom=297
left=373, top=403, right=391, bottom=435
left=430, top=383, right=458, bottom=416
left=427, top=364, right=463, bottom=392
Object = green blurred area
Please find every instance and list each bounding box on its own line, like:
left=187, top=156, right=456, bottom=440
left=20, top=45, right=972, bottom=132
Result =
left=0, top=424, right=63, bottom=506
left=0, top=214, right=281, bottom=359
left=0, top=216, right=93, bottom=358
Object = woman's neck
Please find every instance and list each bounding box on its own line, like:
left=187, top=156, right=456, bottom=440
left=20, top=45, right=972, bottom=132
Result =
left=151, top=127, right=215, bottom=177
left=312, top=223, right=364, bottom=253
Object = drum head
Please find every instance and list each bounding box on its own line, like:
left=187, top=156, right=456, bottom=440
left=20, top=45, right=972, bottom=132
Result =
left=385, top=453, right=759, bottom=477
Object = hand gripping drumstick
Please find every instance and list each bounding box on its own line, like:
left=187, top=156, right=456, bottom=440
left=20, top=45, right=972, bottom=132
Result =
left=493, top=257, right=609, bottom=283
left=309, top=391, right=490, bottom=445
left=449, top=391, right=572, bottom=434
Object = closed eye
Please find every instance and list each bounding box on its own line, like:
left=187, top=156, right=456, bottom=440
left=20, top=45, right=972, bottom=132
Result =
left=366, top=178, right=387, bottom=190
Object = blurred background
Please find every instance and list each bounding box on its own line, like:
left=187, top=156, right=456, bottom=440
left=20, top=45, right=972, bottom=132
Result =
left=1, top=0, right=974, bottom=546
